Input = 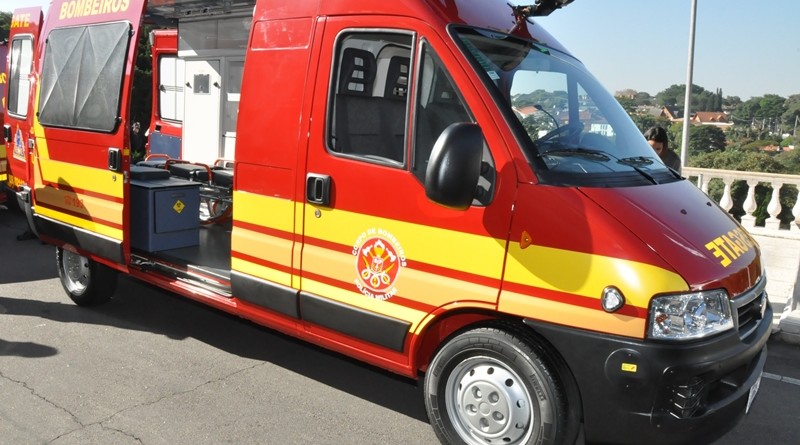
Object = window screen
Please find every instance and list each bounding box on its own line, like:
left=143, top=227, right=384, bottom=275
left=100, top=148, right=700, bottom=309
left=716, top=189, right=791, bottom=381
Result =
left=38, top=22, right=131, bottom=132
left=8, top=36, right=34, bottom=117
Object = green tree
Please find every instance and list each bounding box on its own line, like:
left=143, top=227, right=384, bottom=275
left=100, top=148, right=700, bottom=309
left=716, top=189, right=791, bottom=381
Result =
left=631, top=114, right=670, bottom=133
left=781, top=94, right=800, bottom=134
left=687, top=125, right=726, bottom=155
left=615, top=96, right=636, bottom=113
left=775, top=147, right=800, bottom=174
left=1, top=11, right=10, bottom=41
left=758, top=94, right=786, bottom=120
left=733, top=97, right=760, bottom=121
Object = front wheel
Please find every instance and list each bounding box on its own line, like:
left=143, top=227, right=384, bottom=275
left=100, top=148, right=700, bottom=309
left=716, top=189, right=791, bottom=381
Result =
left=424, top=326, right=569, bottom=445
left=56, top=247, right=117, bottom=306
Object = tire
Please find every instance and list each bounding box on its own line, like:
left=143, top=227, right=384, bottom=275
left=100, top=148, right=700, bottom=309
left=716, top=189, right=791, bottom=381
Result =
left=56, top=247, right=118, bottom=306
left=424, top=326, right=569, bottom=445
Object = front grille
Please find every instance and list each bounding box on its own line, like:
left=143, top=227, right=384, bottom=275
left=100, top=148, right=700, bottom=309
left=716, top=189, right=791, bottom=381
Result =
left=732, top=278, right=768, bottom=340
left=668, top=377, right=708, bottom=418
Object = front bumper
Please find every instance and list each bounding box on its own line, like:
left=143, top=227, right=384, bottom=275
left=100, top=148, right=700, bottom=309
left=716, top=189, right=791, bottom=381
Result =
left=525, top=297, right=772, bottom=445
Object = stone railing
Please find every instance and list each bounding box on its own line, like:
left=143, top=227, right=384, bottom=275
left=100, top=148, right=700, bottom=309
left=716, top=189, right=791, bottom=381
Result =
left=684, top=167, right=800, bottom=234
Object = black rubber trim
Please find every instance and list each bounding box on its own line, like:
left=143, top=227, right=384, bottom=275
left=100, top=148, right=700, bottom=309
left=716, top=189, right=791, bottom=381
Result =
left=33, top=214, right=124, bottom=264
left=299, top=292, right=410, bottom=352
left=522, top=303, right=772, bottom=445
left=231, top=270, right=299, bottom=319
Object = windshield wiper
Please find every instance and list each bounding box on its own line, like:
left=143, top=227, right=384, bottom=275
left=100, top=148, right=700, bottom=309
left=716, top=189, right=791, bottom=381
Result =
left=540, top=149, right=661, bottom=185
left=538, top=147, right=611, bottom=161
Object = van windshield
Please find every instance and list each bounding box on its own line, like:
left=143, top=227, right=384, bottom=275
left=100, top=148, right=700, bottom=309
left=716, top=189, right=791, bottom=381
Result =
left=453, top=27, right=681, bottom=186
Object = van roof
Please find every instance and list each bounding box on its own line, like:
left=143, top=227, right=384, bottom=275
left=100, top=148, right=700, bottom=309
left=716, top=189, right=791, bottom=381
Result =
left=143, top=0, right=571, bottom=55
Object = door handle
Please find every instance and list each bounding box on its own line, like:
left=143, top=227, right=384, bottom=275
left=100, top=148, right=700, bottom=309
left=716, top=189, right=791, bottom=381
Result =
left=108, top=147, right=122, bottom=172
left=306, top=174, right=331, bottom=206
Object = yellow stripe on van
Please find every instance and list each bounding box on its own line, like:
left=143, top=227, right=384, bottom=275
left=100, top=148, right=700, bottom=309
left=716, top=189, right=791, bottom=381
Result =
left=304, top=206, right=505, bottom=280
left=231, top=227, right=294, bottom=287
left=301, top=276, right=428, bottom=331
left=35, top=205, right=123, bottom=240
left=499, top=290, right=647, bottom=338
left=231, top=257, right=293, bottom=287
left=233, top=191, right=295, bottom=233
left=37, top=158, right=124, bottom=199
left=504, top=242, right=688, bottom=309
left=35, top=185, right=123, bottom=227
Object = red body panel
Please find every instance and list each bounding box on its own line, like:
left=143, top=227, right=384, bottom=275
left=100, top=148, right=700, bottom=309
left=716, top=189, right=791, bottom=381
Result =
left=580, top=181, right=762, bottom=298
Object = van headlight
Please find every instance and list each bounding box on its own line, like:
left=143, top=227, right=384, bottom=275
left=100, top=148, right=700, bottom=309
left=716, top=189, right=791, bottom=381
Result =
left=648, top=290, right=734, bottom=340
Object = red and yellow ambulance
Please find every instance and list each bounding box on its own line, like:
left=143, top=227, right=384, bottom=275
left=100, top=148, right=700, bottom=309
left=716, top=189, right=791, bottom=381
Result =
left=3, top=1, right=771, bottom=444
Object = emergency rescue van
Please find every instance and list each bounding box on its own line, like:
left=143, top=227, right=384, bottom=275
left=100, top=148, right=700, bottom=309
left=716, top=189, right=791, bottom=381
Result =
left=3, top=1, right=772, bottom=444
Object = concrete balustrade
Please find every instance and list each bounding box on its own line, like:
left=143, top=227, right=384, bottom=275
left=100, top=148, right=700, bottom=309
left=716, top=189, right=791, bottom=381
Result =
left=684, top=167, right=800, bottom=235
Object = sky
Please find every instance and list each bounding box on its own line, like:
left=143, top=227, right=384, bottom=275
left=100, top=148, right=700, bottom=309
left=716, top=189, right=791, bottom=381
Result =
left=4, top=0, right=799, bottom=101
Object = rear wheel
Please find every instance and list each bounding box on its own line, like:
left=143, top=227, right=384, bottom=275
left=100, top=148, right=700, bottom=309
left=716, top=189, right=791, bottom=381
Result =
left=424, top=326, right=569, bottom=445
left=56, top=247, right=117, bottom=306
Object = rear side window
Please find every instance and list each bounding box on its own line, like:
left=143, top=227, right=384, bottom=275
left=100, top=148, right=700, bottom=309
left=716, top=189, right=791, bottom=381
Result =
left=38, top=22, right=131, bottom=132
left=7, top=36, right=35, bottom=117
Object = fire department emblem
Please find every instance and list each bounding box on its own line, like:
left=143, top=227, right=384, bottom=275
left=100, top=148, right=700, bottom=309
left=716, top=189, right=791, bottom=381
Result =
left=353, top=228, right=407, bottom=301
left=13, top=126, right=25, bottom=160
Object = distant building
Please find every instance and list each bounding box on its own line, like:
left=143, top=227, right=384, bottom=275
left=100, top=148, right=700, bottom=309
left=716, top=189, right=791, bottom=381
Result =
left=691, top=111, right=733, bottom=129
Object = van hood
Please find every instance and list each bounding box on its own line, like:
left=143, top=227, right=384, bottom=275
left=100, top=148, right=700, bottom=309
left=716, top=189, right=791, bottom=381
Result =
left=579, top=180, right=762, bottom=298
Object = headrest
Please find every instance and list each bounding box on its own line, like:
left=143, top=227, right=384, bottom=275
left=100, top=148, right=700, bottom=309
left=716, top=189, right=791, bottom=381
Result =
left=384, top=56, right=410, bottom=100
left=339, top=48, right=376, bottom=96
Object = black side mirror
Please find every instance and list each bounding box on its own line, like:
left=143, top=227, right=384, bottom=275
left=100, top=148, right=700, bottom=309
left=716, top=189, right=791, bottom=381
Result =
left=425, top=123, right=483, bottom=210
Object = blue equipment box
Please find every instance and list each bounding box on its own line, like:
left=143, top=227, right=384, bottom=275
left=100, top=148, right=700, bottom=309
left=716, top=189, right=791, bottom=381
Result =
left=131, top=176, right=200, bottom=252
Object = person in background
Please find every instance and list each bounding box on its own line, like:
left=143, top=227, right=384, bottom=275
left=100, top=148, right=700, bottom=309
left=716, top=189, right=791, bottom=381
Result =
left=644, top=126, right=681, bottom=174
left=130, top=121, right=146, bottom=163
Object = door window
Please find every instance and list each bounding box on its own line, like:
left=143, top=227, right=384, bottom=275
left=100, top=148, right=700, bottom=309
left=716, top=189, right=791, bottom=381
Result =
left=38, top=22, right=131, bottom=132
left=7, top=36, right=34, bottom=117
left=413, top=43, right=494, bottom=205
left=328, top=32, right=413, bottom=166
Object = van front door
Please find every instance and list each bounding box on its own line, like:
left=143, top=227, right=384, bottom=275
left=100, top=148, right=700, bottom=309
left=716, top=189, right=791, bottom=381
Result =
left=30, top=0, right=147, bottom=266
left=299, top=19, right=515, bottom=361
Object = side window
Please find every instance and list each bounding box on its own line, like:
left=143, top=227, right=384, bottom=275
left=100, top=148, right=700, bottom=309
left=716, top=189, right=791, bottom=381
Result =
left=158, top=55, right=185, bottom=122
left=7, top=36, right=34, bottom=117
left=328, top=32, right=413, bottom=165
left=38, top=22, right=131, bottom=132
left=413, top=43, right=494, bottom=205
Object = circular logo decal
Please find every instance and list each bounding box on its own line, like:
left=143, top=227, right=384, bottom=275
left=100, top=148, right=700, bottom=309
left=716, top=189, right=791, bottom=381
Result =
left=353, top=229, right=406, bottom=300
